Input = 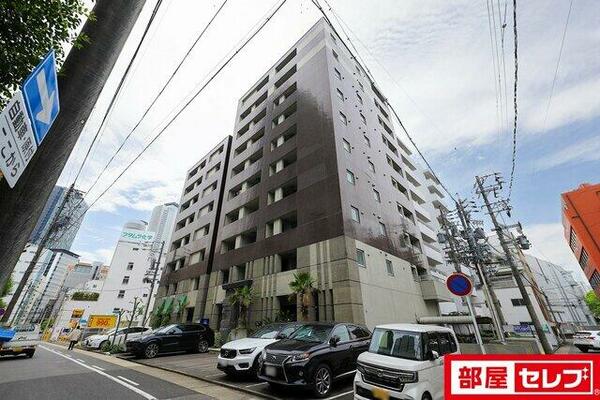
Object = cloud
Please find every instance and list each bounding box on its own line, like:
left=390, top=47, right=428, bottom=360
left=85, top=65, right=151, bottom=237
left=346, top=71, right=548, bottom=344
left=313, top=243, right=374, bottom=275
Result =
left=531, top=135, right=600, bottom=171
left=77, top=247, right=115, bottom=265
left=523, top=222, right=588, bottom=285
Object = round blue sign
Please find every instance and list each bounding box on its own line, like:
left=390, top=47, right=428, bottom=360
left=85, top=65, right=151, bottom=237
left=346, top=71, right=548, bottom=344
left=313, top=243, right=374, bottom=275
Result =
left=446, top=272, right=473, bottom=297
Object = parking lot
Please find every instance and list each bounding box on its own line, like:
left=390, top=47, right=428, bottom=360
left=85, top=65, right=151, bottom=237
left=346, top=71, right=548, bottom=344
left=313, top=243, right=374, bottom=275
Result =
left=120, top=351, right=354, bottom=400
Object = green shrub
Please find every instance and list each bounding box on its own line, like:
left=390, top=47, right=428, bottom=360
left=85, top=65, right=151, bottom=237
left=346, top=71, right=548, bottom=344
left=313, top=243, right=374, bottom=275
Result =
left=71, top=291, right=99, bottom=301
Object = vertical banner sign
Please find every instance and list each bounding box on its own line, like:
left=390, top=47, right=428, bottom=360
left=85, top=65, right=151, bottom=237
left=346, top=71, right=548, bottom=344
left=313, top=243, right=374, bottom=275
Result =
left=0, top=90, right=37, bottom=187
left=22, top=50, right=60, bottom=145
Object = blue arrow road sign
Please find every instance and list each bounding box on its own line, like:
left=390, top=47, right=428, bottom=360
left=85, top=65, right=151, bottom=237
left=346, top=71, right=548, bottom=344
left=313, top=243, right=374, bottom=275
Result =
left=22, top=50, right=60, bottom=144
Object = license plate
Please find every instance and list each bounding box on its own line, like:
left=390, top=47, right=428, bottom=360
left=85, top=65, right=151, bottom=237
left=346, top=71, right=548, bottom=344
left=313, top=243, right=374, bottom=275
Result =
left=372, top=387, right=390, bottom=400
left=266, top=366, right=277, bottom=377
left=12, top=347, right=22, bottom=353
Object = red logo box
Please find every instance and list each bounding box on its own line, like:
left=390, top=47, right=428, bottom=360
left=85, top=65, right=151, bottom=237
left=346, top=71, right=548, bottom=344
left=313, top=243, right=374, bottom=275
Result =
left=445, top=354, right=600, bottom=400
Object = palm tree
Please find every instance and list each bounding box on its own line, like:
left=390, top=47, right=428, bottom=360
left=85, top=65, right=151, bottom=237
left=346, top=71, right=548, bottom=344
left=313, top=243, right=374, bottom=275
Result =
left=289, top=272, right=316, bottom=321
left=229, top=286, right=254, bottom=329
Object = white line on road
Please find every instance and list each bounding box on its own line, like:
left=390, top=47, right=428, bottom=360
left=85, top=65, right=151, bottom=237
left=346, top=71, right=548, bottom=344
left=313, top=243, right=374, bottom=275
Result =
left=76, top=359, right=86, bottom=363
left=39, top=345, right=156, bottom=400
left=117, top=376, right=140, bottom=386
left=325, top=390, right=354, bottom=399
left=205, top=373, right=223, bottom=378
left=91, top=365, right=105, bottom=371
left=244, top=382, right=268, bottom=388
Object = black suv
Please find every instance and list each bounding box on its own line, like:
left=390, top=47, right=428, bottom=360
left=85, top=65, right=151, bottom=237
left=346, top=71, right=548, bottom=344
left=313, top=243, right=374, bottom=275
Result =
left=126, top=323, right=214, bottom=359
left=258, top=322, right=371, bottom=397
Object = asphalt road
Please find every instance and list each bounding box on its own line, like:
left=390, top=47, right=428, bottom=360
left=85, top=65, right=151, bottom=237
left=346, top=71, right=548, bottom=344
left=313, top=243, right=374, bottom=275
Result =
left=123, top=351, right=355, bottom=400
left=0, top=344, right=207, bottom=400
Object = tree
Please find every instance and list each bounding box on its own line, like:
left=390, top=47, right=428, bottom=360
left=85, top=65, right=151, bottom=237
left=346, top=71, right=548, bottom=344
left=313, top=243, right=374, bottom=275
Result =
left=0, top=1, right=92, bottom=106
left=0, top=276, right=13, bottom=309
left=229, top=286, right=254, bottom=329
left=584, top=291, right=600, bottom=319
left=175, top=296, right=189, bottom=322
left=289, top=272, right=316, bottom=321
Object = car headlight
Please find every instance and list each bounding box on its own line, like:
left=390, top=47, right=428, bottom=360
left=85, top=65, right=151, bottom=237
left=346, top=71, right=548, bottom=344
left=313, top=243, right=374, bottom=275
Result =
left=290, top=352, right=310, bottom=362
left=238, top=347, right=256, bottom=355
left=397, top=370, right=418, bottom=383
left=261, top=349, right=267, bottom=360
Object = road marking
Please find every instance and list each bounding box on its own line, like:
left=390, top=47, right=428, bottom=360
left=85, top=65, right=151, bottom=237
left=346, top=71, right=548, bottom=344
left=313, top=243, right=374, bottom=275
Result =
left=244, top=382, right=268, bottom=387
left=326, top=390, right=354, bottom=399
left=117, top=376, right=140, bottom=386
left=39, top=345, right=156, bottom=400
left=335, top=370, right=356, bottom=378
left=205, top=373, right=223, bottom=378
left=76, top=358, right=86, bottom=363
left=91, top=365, right=105, bottom=371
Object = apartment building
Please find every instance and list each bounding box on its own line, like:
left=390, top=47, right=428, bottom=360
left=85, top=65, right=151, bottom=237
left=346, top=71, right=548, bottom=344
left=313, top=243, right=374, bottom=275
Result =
left=155, top=19, right=452, bottom=332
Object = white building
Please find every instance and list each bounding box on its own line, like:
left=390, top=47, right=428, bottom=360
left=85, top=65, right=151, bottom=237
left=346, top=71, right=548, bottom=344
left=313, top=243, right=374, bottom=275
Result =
left=148, top=202, right=178, bottom=246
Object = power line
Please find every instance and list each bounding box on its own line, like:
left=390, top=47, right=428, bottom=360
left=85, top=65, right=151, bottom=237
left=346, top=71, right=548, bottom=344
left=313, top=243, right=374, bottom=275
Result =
left=541, top=0, right=574, bottom=133
left=311, top=0, right=457, bottom=203
left=80, top=0, right=230, bottom=199
left=61, top=0, right=289, bottom=219
left=507, top=0, right=519, bottom=199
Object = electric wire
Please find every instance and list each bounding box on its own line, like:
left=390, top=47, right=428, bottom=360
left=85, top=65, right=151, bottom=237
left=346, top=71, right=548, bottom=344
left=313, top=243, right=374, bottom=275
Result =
left=507, top=0, right=518, bottom=199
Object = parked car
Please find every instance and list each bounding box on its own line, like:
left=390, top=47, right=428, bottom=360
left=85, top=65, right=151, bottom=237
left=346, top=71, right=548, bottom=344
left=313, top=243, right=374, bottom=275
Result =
left=573, top=330, right=600, bottom=353
left=257, top=322, right=371, bottom=398
left=0, top=324, right=40, bottom=358
left=84, top=326, right=151, bottom=350
left=218, top=322, right=302, bottom=376
left=354, top=324, right=460, bottom=400
left=126, top=323, right=214, bottom=359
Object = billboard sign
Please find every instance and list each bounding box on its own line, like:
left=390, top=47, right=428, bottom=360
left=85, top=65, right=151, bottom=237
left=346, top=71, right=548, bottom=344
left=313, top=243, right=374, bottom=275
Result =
left=87, top=315, right=117, bottom=329
left=119, top=229, right=155, bottom=244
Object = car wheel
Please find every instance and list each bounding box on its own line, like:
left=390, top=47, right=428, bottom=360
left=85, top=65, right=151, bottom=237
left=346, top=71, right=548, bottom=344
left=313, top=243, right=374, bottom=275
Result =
left=197, top=340, right=209, bottom=353
left=250, top=356, right=260, bottom=376
left=422, top=393, right=432, bottom=400
left=144, top=343, right=160, bottom=359
left=26, top=351, right=35, bottom=358
left=312, top=364, right=333, bottom=398
left=268, top=382, right=283, bottom=391
left=99, top=340, right=109, bottom=350
left=580, top=347, right=589, bottom=353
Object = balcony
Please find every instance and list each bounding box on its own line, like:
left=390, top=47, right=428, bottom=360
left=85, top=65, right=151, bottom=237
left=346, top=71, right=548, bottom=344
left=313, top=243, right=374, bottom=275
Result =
left=412, top=202, right=432, bottom=222
left=420, top=275, right=452, bottom=302
left=422, top=241, right=444, bottom=266
left=417, top=219, right=437, bottom=242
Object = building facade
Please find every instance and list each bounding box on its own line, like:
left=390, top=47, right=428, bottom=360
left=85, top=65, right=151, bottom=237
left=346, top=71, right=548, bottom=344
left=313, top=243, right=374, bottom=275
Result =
left=155, top=20, right=452, bottom=333
left=562, top=183, right=600, bottom=295
left=148, top=202, right=179, bottom=247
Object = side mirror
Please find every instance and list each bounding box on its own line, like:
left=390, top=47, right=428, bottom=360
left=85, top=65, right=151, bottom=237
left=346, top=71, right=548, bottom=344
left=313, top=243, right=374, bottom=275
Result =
left=276, top=333, right=287, bottom=340
left=429, top=350, right=440, bottom=360
left=329, top=335, right=340, bottom=347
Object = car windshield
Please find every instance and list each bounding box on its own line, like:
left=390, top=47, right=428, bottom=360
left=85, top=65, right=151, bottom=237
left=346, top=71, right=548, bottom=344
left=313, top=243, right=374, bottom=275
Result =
left=369, top=329, right=423, bottom=361
left=288, top=324, right=332, bottom=343
left=154, top=324, right=177, bottom=334
left=250, top=324, right=286, bottom=339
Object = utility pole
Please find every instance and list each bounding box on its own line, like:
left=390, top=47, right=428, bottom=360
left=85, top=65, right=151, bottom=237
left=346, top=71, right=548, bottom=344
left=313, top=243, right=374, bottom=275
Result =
left=455, top=199, right=506, bottom=343
left=0, top=0, right=147, bottom=295
left=123, top=296, right=141, bottom=345
left=142, top=241, right=165, bottom=326
left=439, top=210, right=486, bottom=354
left=111, top=309, right=124, bottom=347
left=476, top=174, right=553, bottom=354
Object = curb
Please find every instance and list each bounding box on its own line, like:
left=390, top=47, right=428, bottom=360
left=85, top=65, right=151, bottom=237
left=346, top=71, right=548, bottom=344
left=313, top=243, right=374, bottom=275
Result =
left=123, top=356, right=278, bottom=400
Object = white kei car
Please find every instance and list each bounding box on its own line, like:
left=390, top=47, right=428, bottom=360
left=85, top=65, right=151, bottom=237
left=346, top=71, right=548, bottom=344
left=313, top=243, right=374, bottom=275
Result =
left=573, top=330, right=600, bottom=353
left=354, top=324, right=460, bottom=400
left=217, top=322, right=301, bottom=376
left=84, top=326, right=151, bottom=350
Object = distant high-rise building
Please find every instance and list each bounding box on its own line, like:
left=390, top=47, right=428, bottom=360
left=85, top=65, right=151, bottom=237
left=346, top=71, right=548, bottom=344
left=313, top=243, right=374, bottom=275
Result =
left=29, top=186, right=87, bottom=250
left=148, top=202, right=179, bottom=248
left=561, top=183, right=600, bottom=295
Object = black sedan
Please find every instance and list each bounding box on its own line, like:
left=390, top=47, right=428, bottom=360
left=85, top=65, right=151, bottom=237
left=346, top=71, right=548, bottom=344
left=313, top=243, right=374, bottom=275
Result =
left=258, top=322, right=371, bottom=397
left=126, top=323, right=214, bottom=359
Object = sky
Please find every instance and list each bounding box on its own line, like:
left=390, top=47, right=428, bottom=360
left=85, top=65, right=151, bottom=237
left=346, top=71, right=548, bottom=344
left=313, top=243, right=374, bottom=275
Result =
left=58, top=0, right=599, bottom=285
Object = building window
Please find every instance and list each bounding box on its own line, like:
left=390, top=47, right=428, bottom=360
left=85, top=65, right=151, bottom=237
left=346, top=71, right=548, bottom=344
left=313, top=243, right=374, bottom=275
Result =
left=368, top=161, right=376, bottom=173
left=122, top=276, right=130, bottom=285
left=339, top=111, right=348, bottom=125
left=343, top=139, right=351, bottom=153
left=330, top=32, right=337, bottom=43
left=193, top=277, right=200, bottom=290
left=358, top=81, right=364, bottom=92
left=336, top=88, right=344, bottom=101
left=363, top=135, right=370, bottom=147
left=117, top=290, right=125, bottom=299
left=373, top=189, right=381, bottom=203
left=332, top=49, right=339, bottom=60
left=127, top=262, right=134, bottom=271
left=511, top=298, right=526, bottom=306
left=360, top=113, right=366, bottom=125
left=386, top=259, right=394, bottom=276
left=591, top=271, right=600, bottom=290
left=379, top=222, right=387, bottom=236
left=132, top=248, right=139, bottom=251
left=580, top=248, right=589, bottom=269
left=356, top=249, right=366, bottom=267
left=334, top=68, right=341, bottom=80
left=142, top=293, right=148, bottom=298
left=569, top=228, right=578, bottom=250
left=356, top=93, right=363, bottom=104
left=351, top=206, right=360, bottom=222
left=346, top=169, right=355, bottom=185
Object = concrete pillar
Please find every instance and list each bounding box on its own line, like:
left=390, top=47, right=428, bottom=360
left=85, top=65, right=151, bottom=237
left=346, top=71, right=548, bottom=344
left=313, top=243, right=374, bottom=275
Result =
left=276, top=135, right=285, bottom=147
left=244, top=159, right=251, bottom=169
left=273, top=219, right=282, bottom=235
left=238, top=206, right=247, bottom=219
left=275, top=160, right=284, bottom=173
left=241, top=181, right=249, bottom=193
left=234, top=235, right=243, bottom=249
left=274, top=187, right=283, bottom=202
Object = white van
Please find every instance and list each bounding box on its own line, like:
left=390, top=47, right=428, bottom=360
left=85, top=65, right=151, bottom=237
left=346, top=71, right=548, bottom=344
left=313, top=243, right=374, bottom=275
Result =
left=354, top=324, right=460, bottom=400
